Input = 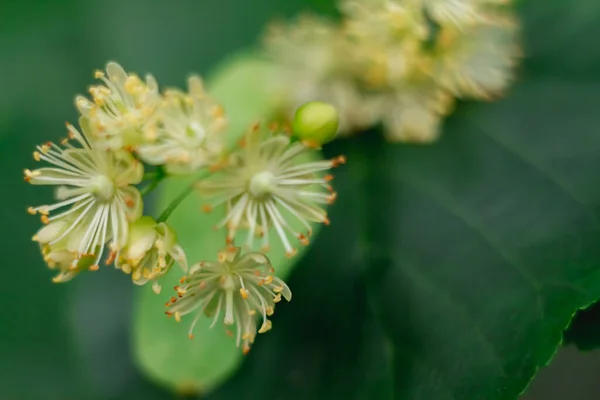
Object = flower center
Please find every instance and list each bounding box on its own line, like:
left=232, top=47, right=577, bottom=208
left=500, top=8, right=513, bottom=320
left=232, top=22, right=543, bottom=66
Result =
left=183, top=122, right=206, bottom=147
left=91, top=175, right=115, bottom=201
left=249, top=171, right=276, bottom=199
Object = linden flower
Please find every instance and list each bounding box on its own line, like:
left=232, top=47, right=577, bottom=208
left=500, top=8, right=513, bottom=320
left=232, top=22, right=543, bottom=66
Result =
left=137, top=76, right=227, bottom=174
left=26, top=120, right=143, bottom=282
left=432, top=18, right=520, bottom=99
left=379, top=60, right=455, bottom=143
left=76, top=62, right=160, bottom=150
left=341, top=0, right=428, bottom=43
left=166, top=247, right=291, bottom=354
left=34, top=218, right=99, bottom=282
left=115, top=216, right=187, bottom=293
left=198, top=123, right=346, bottom=257
left=380, top=84, right=454, bottom=143
left=423, top=0, right=511, bottom=28
left=264, top=16, right=379, bottom=133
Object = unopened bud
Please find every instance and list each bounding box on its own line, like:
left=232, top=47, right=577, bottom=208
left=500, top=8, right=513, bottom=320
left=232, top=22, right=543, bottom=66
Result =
left=293, top=101, right=339, bottom=146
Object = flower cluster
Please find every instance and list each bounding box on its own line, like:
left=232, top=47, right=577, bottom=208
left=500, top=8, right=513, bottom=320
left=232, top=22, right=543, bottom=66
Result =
left=25, top=63, right=343, bottom=353
left=263, top=0, right=521, bottom=143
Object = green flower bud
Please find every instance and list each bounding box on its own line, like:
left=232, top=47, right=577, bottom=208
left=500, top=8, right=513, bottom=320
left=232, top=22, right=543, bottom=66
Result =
left=116, top=216, right=187, bottom=293
left=292, top=101, right=339, bottom=147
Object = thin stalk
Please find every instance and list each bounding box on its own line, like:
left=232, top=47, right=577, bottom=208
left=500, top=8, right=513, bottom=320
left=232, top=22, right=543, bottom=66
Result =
left=157, top=169, right=210, bottom=223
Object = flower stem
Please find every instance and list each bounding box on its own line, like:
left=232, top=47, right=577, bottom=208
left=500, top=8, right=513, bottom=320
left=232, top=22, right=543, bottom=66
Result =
left=140, top=166, right=167, bottom=196
left=140, top=178, right=163, bottom=196
left=157, top=169, right=210, bottom=223
left=143, top=172, right=158, bottom=181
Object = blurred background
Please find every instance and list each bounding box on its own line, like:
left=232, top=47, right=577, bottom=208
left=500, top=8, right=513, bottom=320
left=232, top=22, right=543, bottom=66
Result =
left=0, top=0, right=598, bottom=399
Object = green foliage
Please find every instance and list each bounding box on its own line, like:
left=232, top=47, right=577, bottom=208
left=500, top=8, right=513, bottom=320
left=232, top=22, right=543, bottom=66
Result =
left=135, top=0, right=600, bottom=398
left=205, top=81, right=600, bottom=399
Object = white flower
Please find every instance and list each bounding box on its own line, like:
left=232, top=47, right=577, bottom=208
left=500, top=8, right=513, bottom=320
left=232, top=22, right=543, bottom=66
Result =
left=432, top=19, right=520, bottom=99
left=341, top=0, right=428, bottom=42
left=76, top=62, right=160, bottom=150
left=379, top=66, right=455, bottom=142
left=137, top=76, right=227, bottom=174
left=198, top=123, right=345, bottom=257
left=34, top=218, right=99, bottom=282
left=116, top=216, right=187, bottom=293
left=264, top=16, right=378, bottom=134
left=166, top=247, right=291, bottom=354
left=423, top=0, right=511, bottom=28
left=26, top=120, right=143, bottom=282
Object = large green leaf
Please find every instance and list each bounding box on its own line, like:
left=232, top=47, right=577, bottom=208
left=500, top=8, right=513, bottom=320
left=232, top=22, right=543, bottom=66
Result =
left=200, top=81, right=600, bottom=400
left=133, top=0, right=600, bottom=398
left=133, top=54, right=322, bottom=394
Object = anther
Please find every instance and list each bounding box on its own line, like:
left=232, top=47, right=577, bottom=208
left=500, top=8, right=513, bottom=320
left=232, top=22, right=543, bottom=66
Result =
left=105, top=251, right=117, bottom=265
left=286, top=249, right=298, bottom=258
left=326, top=192, right=338, bottom=204
left=331, top=155, right=347, bottom=167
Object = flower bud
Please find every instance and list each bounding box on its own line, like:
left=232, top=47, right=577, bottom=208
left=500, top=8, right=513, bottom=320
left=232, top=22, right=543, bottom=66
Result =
left=116, top=216, right=187, bottom=293
left=292, top=101, right=339, bottom=147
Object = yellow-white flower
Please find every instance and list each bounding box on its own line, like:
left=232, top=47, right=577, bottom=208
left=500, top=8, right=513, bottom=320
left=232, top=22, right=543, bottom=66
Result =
left=198, top=123, right=345, bottom=257
left=26, top=120, right=143, bottom=282
left=423, top=0, right=511, bottom=28
left=380, top=64, right=455, bottom=142
left=76, top=62, right=160, bottom=150
left=34, top=219, right=99, bottom=282
left=264, top=16, right=379, bottom=133
left=137, top=76, right=227, bottom=174
left=264, top=0, right=520, bottom=143
left=166, top=247, right=291, bottom=354
left=432, top=18, right=520, bottom=99
left=116, top=216, right=187, bottom=293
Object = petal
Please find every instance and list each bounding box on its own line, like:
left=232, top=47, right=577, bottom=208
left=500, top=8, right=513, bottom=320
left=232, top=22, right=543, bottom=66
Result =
left=119, top=186, right=143, bottom=221
left=34, top=220, right=69, bottom=244
left=106, top=62, right=128, bottom=85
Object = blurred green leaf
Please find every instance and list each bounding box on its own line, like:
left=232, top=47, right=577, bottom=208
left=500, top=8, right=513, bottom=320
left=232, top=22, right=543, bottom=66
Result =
left=133, top=55, right=322, bottom=394
left=519, top=0, right=600, bottom=79
left=209, top=80, right=600, bottom=400
left=132, top=0, right=600, bottom=398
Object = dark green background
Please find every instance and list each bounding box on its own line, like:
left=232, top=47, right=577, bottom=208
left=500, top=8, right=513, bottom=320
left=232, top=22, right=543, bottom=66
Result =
left=1, top=0, right=599, bottom=399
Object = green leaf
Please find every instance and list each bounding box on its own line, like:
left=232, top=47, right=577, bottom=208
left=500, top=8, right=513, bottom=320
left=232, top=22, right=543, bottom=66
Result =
left=206, top=80, right=600, bottom=400
left=133, top=54, right=321, bottom=394
left=133, top=0, right=600, bottom=397
left=563, top=301, right=600, bottom=351
left=518, top=0, right=600, bottom=79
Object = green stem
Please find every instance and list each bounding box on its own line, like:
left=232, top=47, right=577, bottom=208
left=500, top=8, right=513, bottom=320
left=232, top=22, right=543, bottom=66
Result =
left=157, top=169, right=210, bottom=223
left=140, top=166, right=167, bottom=196
left=140, top=177, right=164, bottom=196
left=143, top=171, right=158, bottom=181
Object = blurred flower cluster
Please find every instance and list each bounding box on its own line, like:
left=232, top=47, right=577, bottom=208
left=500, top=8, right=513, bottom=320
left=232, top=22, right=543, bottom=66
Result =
left=24, top=63, right=343, bottom=353
left=264, top=0, right=521, bottom=143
